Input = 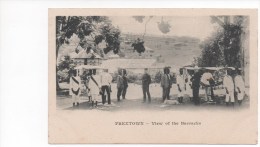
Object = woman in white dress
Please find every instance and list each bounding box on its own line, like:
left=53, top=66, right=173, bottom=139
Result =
left=234, top=69, right=245, bottom=106
left=88, top=70, right=101, bottom=107
left=69, top=70, right=81, bottom=107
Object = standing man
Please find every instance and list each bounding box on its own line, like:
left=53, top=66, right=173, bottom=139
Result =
left=176, top=68, right=185, bottom=104
left=201, top=69, right=214, bottom=102
left=234, top=69, right=245, bottom=106
left=88, top=70, right=101, bottom=107
left=70, top=70, right=81, bottom=107
left=142, top=68, right=152, bottom=103
left=117, top=69, right=124, bottom=102
left=161, top=67, right=172, bottom=102
left=101, top=69, right=113, bottom=105
left=122, top=69, right=128, bottom=99
left=223, top=68, right=235, bottom=107
left=191, top=66, right=202, bottom=105
left=186, top=71, right=194, bottom=102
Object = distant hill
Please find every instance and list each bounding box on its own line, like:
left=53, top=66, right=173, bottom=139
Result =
left=58, top=33, right=202, bottom=67
left=120, top=33, right=202, bottom=67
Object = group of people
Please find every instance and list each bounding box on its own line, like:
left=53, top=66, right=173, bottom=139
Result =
left=70, top=69, right=113, bottom=107
left=140, top=67, right=190, bottom=104
left=69, top=66, right=246, bottom=108
left=139, top=66, right=246, bottom=107
left=189, top=67, right=246, bottom=106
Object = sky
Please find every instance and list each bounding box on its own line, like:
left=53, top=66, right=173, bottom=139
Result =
left=109, top=16, right=219, bottom=40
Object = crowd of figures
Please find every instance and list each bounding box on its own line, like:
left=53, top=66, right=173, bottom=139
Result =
left=69, top=66, right=246, bottom=108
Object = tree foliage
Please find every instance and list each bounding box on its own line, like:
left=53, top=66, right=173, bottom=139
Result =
left=131, top=38, right=145, bottom=55
left=194, top=16, right=245, bottom=68
left=131, top=16, right=171, bottom=55
left=56, top=16, right=121, bottom=90
left=157, top=18, right=171, bottom=34
left=132, top=16, right=145, bottom=23
left=57, top=56, right=76, bottom=83
left=56, top=16, right=121, bottom=57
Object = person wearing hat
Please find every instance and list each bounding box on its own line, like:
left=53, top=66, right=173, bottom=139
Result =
left=161, top=67, right=172, bottom=102
left=69, top=70, right=81, bottom=107
left=201, top=68, right=214, bottom=102
left=186, top=71, right=194, bottom=102
left=88, top=69, right=101, bottom=107
left=142, top=68, right=152, bottom=103
left=122, top=69, right=128, bottom=99
left=223, top=68, right=235, bottom=107
left=117, top=69, right=128, bottom=101
left=190, top=66, right=202, bottom=105
left=234, top=69, right=245, bottom=106
left=176, top=68, right=185, bottom=103
left=100, top=69, right=113, bottom=105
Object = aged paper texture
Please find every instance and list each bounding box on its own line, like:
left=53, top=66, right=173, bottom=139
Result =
left=49, top=8, right=258, bottom=144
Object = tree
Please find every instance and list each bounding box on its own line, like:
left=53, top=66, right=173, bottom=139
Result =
left=157, top=17, right=171, bottom=34
left=56, top=16, right=121, bottom=90
left=57, top=56, right=76, bottom=83
left=131, top=38, right=145, bottom=55
left=194, top=30, right=225, bottom=67
left=131, top=16, right=171, bottom=55
left=194, top=16, right=246, bottom=67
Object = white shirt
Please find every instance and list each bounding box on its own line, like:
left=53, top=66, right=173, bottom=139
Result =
left=100, top=72, right=112, bottom=86
left=70, top=76, right=81, bottom=91
left=223, top=75, right=234, bottom=91
left=234, top=75, right=245, bottom=92
left=69, top=76, right=81, bottom=95
left=201, top=72, right=213, bottom=85
left=187, top=75, right=192, bottom=84
left=89, top=75, right=101, bottom=95
left=176, top=74, right=185, bottom=88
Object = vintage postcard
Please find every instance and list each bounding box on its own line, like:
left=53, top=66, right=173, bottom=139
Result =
left=48, top=8, right=258, bottom=144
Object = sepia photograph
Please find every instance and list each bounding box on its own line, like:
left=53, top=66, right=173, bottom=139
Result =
left=55, top=15, right=250, bottom=110
left=48, top=9, right=257, bottom=144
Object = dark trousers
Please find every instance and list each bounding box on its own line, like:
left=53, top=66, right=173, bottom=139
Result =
left=101, top=85, right=111, bottom=104
left=193, top=87, right=200, bottom=105
left=210, top=86, right=215, bottom=101
left=162, top=87, right=171, bottom=101
left=117, top=86, right=127, bottom=101
left=117, top=88, right=123, bottom=101
left=142, top=85, right=151, bottom=102
left=122, top=86, right=127, bottom=99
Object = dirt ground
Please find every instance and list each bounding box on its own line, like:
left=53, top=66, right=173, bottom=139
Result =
left=56, top=83, right=250, bottom=111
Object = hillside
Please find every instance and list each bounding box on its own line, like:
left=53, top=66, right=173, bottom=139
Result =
left=120, top=33, right=202, bottom=67
left=58, top=33, right=203, bottom=67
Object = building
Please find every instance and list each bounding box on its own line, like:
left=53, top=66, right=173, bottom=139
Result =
left=70, top=49, right=102, bottom=66
left=101, top=58, right=165, bottom=74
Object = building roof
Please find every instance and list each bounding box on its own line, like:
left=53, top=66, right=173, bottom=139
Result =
left=75, top=65, right=106, bottom=70
left=101, top=58, right=157, bottom=69
left=70, top=49, right=101, bottom=59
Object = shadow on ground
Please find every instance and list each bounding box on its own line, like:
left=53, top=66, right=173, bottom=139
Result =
left=63, top=96, right=250, bottom=112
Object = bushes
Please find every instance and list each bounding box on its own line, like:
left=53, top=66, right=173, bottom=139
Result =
left=111, top=70, right=174, bottom=85
left=153, top=71, right=162, bottom=83
left=127, top=73, right=141, bottom=84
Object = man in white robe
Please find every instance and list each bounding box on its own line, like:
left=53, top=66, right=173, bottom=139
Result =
left=234, top=69, right=245, bottom=106
left=88, top=70, right=101, bottom=107
left=70, top=70, right=81, bottom=107
left=201, top=69, right=214, bottom=102
left=176, top=68, right=185, bottom=103
left=223, top=69, right=235, bottom=107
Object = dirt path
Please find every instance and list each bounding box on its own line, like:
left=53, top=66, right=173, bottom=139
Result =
left=57, top=83, right=249, bottom=111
